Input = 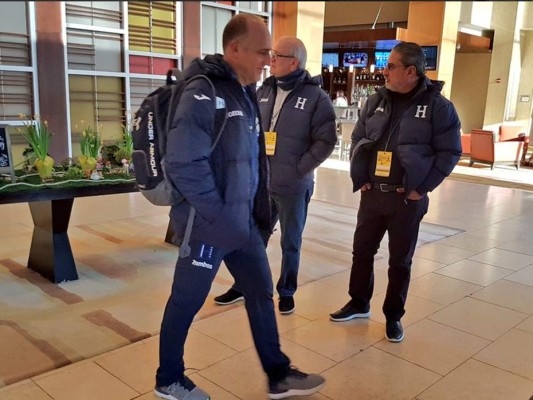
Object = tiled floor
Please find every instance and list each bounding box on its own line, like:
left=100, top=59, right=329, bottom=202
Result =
left=1, top=162, right=533, bottom=400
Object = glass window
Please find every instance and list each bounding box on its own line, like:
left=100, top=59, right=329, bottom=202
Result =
left=0, top=71, right=33, bottom=120
left=67, top=29, right=123, bottom=72
left=129, top=77, right=165, bottom=112
left=201, top=2, right=270, bottom=57
left=128, top=2, right=176, bottom=54
left=69, top=75, right=125, bottom=144
left=201, top=6, right=232, bottom=56
left=65, top=1, right=122, bottom=30
left=0, top=2, right=35, bottom=121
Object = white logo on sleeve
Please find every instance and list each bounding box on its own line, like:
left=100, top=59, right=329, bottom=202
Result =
left=194, top=94, right=211, bottom=101
left=415, top=105, right=428, bottom=118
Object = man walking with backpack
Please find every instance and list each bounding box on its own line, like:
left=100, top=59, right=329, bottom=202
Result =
left=154, top=14, right=325, bottom=400
left=213, top=36, right=337, bottom=315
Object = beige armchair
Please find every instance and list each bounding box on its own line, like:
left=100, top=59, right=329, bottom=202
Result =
left=469, top=129, right=525, bottom=169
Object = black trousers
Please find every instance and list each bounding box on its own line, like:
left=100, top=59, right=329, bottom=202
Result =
left=349, top=189, right=429, bottom=321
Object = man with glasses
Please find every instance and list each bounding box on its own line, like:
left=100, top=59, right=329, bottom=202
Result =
left=214, top=36, right=337, bottom=315
left=155, top=15, right=324, bottom=400
left=330, top=42, right=461, bottom=343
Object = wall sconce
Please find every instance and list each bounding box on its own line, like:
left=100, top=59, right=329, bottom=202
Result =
left=328, top=64, right=334, bottom=73
left=349, top=65, right=354, bottom=73
left=370, top=64, right=375, bottom=73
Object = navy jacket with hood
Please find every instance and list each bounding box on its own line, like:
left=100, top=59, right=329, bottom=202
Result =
left=349, top=76, right=462, bottom=196
left=165, top=54, right=270, bottom=251
left=256, top=70, right=337, bottom=194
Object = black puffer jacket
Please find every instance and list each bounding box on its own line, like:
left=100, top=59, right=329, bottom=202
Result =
left=257, top=71, right=337, bottom=194
left=350, top=77, right=462, bottom=196
left=166, top=54, right=270, bottom=251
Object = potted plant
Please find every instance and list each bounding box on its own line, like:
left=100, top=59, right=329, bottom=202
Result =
left=20, top=116, right=54, bottom=180
left=78, top=124, right=101, bottom=177
left=114, top=124, right=133, bottom=164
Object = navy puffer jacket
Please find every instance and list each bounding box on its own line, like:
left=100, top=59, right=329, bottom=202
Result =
left=257, top=71, right=337, bottom=194
left=165, top=54, right=270, bottom=251
left=349, top=77, right=462, bottom=196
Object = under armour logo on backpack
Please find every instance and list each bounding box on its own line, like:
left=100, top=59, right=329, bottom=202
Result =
left=133, top=116, right=142, bottom=131
left=414, top=105, right=428, bottom=118
left=194, top=94, right=211, bottom=101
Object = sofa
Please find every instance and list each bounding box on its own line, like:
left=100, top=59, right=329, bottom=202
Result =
left=469, top=128, right=525, bottom=169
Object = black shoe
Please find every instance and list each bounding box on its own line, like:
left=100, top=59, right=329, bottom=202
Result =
left=213, top=288, right=244, bottom=305
left=385, top=320, right=404, bottom=343
left=329, top=302, right=370, bottom=322
left=268, top=367, right=325, bottom=399
left=278, top=296, right=295, bottom=315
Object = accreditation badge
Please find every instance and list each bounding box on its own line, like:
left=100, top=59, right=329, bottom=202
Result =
left=375, top=151, right=392, bottom=177
left=265, top=131, right=277, bottom=155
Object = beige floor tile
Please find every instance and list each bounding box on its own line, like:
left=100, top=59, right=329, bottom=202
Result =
left=436, top=232, right=503, bottom=252
left=191, top=306, right=254, bottom=352
left=417, top=359, right=533, bottom=400
left=281, top=317, right=385, bottom=362
left=408, top=273, right=483, bottom=305
left=468, top=248, right=533, bottom=271
left=434, top=259, right=513, bottom=286
left=498, top=237, right=533, bottom=257
left=517, top=315, right=533, bottom=334
left=289, top=280, right=355, bottom=321
left=316, top=269, right=351, bottom=290
left=475, top=329, right=533, bottom=380
left=375, top=319, right=490, bottom=375
left=198, top=350, right=267, bottom=400
left=368, top=292, right=445, bottom=326
left=428, top=297, right=528, bottom=340
left=278, top=337, right=338, bottom=373
left=505, top=265, right=533, bottom=286
left=409, top=257, right=447, bottom=279
left=95, top=340, right=158, bottom=394
left=471, top=280, right=533, bottom=314
left=0, top=380, right=53, bottom=400
left=321, top=347, right=440, bottom=400
left=413, top=243, right=478, bottom=265
left=34, top=362, right=138, bottom=400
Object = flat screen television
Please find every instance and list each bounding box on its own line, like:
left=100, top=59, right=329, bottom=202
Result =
left=374, top=51, right=390, bottom=68
left=342, top=52, right=368, bottom=68
left=322, top=52, right=339, bottom=68
left=421, top=46, right=438, bottom=70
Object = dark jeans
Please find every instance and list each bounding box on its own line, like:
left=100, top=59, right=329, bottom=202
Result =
left=349, top=189, right=429, bottom=321
left=156, top=224, right=290, bottom=387
left=231, top=188, right=313, bottom=298
left=271, top=188, right=313, bottom=297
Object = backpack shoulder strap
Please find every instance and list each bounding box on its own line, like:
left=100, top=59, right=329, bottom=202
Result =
left=183, top=75, right=228, bottom=153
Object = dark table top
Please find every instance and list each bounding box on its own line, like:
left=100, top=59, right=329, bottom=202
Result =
left=0, top=180, right=139, bottom=204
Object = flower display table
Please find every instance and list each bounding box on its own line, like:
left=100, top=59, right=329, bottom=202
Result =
left=0, top=181, right=141, bottom=283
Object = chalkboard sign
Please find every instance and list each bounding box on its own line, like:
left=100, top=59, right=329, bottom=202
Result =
left=0, top=125, right=15, bottom=183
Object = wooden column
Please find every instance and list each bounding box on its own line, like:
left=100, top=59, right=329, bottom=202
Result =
left=35, top=2, right=69, bottom=162
left=399, top=1, right=460, bottom=98
left=182, top=2, right=201, bottom=69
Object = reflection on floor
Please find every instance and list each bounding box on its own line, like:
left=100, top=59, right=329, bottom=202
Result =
left=1, top=165, right=533, bottom=400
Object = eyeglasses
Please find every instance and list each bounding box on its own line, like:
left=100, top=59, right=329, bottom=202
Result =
left=270, top=50, right=295, bottom=60
left=385, top=63, right=410, bottom=71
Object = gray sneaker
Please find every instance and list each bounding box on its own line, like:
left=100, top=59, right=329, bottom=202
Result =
left=154, top=376, right=210, bottom=400
left=268, top=367, right=325, bottom=399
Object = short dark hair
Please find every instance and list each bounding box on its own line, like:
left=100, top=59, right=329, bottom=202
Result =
left=393, top=42, right=426, bottom=77
left=222, top=14, right=264, bottom=49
